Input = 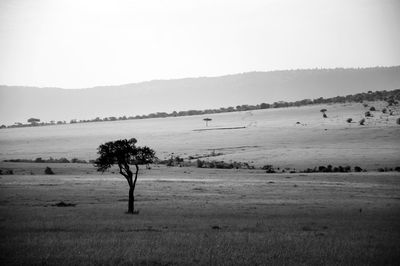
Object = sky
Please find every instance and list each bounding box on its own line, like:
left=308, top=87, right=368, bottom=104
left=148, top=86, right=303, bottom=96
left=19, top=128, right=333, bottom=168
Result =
left=0, top=0, right=399, bottom=89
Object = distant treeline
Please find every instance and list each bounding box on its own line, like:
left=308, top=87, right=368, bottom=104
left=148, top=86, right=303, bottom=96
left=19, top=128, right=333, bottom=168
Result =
left=2, top=88, right=399, bottom=129
left=4, top=157, right=91, bottom=164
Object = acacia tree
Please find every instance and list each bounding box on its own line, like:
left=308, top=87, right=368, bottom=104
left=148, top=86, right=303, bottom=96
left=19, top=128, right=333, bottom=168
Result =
left=94, top=138, right=155, bottom=214
left=203, top=118, right=212, bottom=127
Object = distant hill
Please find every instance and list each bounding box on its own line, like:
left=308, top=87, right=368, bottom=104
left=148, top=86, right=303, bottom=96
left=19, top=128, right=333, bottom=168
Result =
left=1, top=66, right=400, bottom=125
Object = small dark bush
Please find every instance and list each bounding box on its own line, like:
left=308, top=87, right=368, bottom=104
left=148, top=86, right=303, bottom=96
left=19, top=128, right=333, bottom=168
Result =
left=363, top=103, right=368, bottom=108
left=45, top=166, right=54, bottom=175
left=369, top=106, right=376, bottom=111
left=359, top=118, right=365, bottom=125
left=323, top=113, right=327, bottom=118
left=196, top=159, right=203, bottom=168
left=2, top=169, right=14, bottom=175
left=382, top=108, right=387, bottom=114
left=395, top=166, right=400, bottom=172
left=354, top=166, right=363, bottom=172
left=52, top=201, right=76, bottom=207
left=365, top=111, right=372, bottom=117
left=262, top=165, right=276, bottom=173
left=346, top=118, right=352, bottom=123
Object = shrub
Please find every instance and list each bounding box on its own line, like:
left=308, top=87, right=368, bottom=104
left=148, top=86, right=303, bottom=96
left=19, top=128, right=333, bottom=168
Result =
left=369, top=106, right=376, bottom=111
left=323, top=113, right=328, bottom=118
left=196, top=159, right=203, bottom=168
left=346, top=118, right=352, bottom=123
left=45, top=166, right=54, bottom=175
left=395, top=166, right=400, bottom=172
left=262, top=165, right=276, bottom=173
left=365, top=111, right=372, bottom=117
left=359, top=118, right=365, bottom=125
left=382, top=108, right=387, bottom=114
left=354, top=166, right=363, bottom=172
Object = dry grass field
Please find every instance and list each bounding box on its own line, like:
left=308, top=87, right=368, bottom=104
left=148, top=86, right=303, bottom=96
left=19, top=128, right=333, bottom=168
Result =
left=1, top=101, right=400, bottom=170
left=1, top=101, right=400, bottom=265
left=0, top=164, right=399, bottom=265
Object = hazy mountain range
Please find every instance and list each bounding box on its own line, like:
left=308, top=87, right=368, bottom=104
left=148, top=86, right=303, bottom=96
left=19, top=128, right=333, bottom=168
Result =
left=1, top=66, right=400, bottom=125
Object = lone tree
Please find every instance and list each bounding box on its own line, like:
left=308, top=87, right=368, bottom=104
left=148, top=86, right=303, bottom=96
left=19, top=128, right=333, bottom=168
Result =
left=94, top=138, right=155, bottom=214
left=203, top=118, right=212, bottom=127
left=27, top=118, right=40, bottom=125
left=320, top=109, right=328, bottom=118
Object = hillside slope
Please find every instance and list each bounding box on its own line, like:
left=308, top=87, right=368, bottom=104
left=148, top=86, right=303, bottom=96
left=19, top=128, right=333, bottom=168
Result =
left=1, top=66, right=400, bottom=124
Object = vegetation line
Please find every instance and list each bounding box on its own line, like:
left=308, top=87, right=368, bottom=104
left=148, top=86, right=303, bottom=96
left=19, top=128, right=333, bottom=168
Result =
left=2, top=89, right=399, bottom=129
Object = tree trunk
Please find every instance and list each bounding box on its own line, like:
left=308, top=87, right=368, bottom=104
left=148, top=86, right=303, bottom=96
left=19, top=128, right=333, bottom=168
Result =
left=128, top=185, right=134, bottom=213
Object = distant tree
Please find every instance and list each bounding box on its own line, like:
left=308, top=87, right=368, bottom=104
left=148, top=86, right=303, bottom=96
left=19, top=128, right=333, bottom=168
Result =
left=27, top=118, right=40, bottom=124
left=94, top=138, right=156, bottom=214
left=320, top=109, right=328, bottom=118
left=359, top=118, right=366, bottom=125
left=260, top=103, right=270, bottom=109
left=346, top=118, right=352, bottom=123
left=203, top=118, right=212, bottom=127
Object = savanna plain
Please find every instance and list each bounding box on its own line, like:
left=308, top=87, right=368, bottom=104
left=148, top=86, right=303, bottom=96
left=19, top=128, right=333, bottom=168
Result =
left=0, top=102, right=400, bottom=265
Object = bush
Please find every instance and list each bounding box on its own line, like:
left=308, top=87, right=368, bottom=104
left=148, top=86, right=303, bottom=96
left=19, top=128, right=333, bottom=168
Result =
left=262, top=165, right=276, bottom=173
left=365, top=111, right=372, bottom=117
left=323, top=113, right=327, bottom=118
left=196, top=159, right=203, bottom=168
left=369, top=106, right=376, bottom=111
left=359, top=118, right=365, bottom=125
left=354, top=166, right=363, bottom=172
left=395, top=166, right=400, bottom=172
left=346, top=118, right=352, bottom=123
left=382, top=108, right=387, bottom=114
left=45, top=166, right=54, bottom=175
left=1, top=169, right=14, bottom=175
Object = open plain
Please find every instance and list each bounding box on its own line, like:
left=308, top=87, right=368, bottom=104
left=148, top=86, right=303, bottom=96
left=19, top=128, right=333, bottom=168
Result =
left=0, top=101, right=400, bottom=265
left=0, top=165, right=400, bottom=265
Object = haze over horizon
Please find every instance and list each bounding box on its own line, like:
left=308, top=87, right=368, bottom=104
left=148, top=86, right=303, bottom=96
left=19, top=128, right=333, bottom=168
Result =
left=1, top=0, right=399, bottom=88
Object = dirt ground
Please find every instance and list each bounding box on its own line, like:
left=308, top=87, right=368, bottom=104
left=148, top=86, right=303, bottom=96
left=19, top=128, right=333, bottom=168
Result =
left=1, top=163, right=399, bottom=265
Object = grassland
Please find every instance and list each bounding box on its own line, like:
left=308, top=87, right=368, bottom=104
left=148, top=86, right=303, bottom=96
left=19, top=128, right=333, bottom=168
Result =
left=0, top=101, right=399, bottom=170
left=0, top=101, right=400, bottom=265
left=0, top=164, right=399, bottom=265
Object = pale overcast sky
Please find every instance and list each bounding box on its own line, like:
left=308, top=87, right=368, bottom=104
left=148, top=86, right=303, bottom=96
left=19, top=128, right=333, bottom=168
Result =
left=0, top=0, right=399, bottom=88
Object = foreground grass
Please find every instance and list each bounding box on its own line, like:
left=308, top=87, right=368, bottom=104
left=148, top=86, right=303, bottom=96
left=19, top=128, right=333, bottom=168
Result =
left=1, top=165, right=399, bottom=265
